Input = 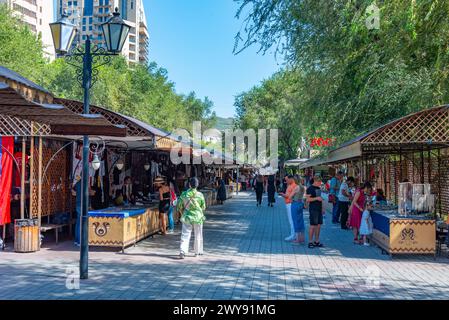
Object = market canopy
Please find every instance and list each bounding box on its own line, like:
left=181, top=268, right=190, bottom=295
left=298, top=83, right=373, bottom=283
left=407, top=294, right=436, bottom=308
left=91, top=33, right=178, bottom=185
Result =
left=299, top=105, right=449, bottom=168
left=0, top=65, right=53, bottom=104
left=284, top=158, right=309, bottom=167
left=56, top=98, right=242, bottom=164
left=0, top=82, right=126, bottom=137
left=56, top=98, right=200, bottom=151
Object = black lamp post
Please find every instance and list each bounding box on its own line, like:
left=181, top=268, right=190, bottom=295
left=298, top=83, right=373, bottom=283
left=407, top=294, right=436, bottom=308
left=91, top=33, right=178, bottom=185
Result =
left=50, top=8, right=130, bottom=279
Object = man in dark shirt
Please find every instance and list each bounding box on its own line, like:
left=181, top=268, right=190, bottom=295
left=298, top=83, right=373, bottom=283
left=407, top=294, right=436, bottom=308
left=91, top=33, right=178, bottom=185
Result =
left=306, top=175, right=324, bottom=248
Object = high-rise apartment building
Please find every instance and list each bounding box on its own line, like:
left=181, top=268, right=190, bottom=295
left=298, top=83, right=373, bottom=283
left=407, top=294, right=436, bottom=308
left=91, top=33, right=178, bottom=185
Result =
left=0, top=0, right=55, bottom=60
left=56, top=0, right=149, bottom=64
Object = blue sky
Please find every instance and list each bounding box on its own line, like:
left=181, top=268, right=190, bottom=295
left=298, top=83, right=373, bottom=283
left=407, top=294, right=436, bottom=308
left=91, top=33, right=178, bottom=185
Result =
left=144, top=0, right=283, bottom=118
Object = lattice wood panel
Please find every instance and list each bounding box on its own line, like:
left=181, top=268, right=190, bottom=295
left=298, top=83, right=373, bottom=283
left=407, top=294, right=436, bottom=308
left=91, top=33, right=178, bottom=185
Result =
left=362, top=106, right=449, bottom=145
left=56, top=98, right=148, bottom=137
left=156, top=136, right=178, bottom=149
left=31, top=143, right=38, bottom=218
left=439, top=156, right=449, bottom=217
left=0, top=115, right=51, bottom=136
left=31, top=140, right=71, bottom=217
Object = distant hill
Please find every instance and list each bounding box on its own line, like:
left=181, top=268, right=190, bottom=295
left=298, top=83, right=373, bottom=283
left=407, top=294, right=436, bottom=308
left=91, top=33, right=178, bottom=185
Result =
left=215, top=117, right=234, bottom=131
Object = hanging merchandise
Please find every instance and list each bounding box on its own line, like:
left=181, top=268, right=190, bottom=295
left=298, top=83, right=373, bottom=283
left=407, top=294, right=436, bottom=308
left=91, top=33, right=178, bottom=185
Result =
left=0, top=137, right=14, bottom=226
left=13, top=150, right=30, bottom=188
left=151, top=160, right=160, bottom=178
left=72, top=142, right=83, bottom=181
left=370, top=165, right=376, bottom=180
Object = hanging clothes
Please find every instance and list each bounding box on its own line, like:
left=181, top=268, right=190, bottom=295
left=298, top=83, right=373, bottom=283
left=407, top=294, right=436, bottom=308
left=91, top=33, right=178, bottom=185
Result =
left=0, top=137, right=14, bottom=226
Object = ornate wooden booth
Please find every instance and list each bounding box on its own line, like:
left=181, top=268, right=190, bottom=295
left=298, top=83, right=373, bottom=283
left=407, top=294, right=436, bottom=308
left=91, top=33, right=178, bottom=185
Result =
left=0, top=66, right=125, bottom=250
left=298, top=105, right=449, bottom=256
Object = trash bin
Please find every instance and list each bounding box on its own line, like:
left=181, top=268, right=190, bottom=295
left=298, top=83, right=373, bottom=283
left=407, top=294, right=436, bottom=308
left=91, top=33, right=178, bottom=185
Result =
left=14, top=219, right=40, bottom=253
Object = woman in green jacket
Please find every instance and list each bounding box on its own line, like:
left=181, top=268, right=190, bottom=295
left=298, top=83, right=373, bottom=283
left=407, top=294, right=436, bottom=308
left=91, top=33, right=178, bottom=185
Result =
left=177, top=177, right=206, bottom=259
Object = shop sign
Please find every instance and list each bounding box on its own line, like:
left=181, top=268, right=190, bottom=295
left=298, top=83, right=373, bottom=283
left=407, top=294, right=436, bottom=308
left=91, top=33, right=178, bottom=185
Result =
left=310, top=137, right=336, bottom=148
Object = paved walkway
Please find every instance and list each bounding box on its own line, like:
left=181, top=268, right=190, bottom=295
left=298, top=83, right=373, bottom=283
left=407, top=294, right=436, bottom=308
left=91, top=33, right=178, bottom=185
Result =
left=2, top=192, right=449, bottom=300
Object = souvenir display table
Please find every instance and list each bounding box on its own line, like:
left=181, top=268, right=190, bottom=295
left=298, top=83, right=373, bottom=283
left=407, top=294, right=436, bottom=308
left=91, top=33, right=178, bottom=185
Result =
left=88, top=205, right=161, bottom=252
left=371, top=210, right=436, bottom=256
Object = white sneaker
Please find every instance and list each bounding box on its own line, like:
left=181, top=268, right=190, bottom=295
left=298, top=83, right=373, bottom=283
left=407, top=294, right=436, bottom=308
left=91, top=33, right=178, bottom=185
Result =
left=363, top=243, right=370, bottom=246
left=284, top=236, right=295, bottom=241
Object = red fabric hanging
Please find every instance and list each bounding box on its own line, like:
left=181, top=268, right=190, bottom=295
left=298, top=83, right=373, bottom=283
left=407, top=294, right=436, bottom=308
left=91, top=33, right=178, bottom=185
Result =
left=0, top=137, right=14, bottom=225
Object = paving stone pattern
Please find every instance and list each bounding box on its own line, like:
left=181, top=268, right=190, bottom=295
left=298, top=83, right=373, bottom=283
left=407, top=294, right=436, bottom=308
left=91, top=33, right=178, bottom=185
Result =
left=1, top=192, right=449, bottom=300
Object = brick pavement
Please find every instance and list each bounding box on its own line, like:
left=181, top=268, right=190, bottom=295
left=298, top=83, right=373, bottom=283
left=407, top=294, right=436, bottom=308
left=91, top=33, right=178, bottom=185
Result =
left=1, top=191, right=449, bottom=300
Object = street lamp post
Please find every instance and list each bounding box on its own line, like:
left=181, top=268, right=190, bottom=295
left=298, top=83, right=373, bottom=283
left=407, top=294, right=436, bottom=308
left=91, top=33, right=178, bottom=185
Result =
left=50, top=8, right=130, bottom=279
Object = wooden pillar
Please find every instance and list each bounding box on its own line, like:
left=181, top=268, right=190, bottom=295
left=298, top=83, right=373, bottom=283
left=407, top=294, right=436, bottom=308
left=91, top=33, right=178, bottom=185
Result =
left=420, top=148, right=425, bottom=183
left=20, top=137, right=26, bottom=220
left=29, top=134, right=34, bottom=219
left=437, top=148, right=442, bottom=217
left=38, top=137, right=43, bottom=229
left=383, top=158, right=387, bottom=198
left=427, top=147, right=431, bottom=184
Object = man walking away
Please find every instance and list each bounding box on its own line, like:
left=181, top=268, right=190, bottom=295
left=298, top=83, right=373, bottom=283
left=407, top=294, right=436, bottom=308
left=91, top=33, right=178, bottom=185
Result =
left=255, top=175, right=264, bottom=206
left=177, top=177, right=206, bottom=259
left=338, top=176, right=355, bottom=230
left=240, top=174, right=247, bottom=191
left=306, top=175, right=324, bottom=248
left=330, top=171, right=343, bottom=224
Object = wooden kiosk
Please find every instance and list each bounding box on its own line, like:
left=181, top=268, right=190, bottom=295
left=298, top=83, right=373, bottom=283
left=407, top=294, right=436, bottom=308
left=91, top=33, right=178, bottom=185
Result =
left=88, top=205, right=161, bottom=252
left=0, top=66, right=126, bottom=251
left=298, top=105, right=449, bottom=256
left=371, top=210, right=436, bottom=256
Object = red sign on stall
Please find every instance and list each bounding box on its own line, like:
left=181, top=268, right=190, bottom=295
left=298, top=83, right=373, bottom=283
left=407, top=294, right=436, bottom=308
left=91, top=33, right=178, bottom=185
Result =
left=310, top=137, right=335, bottom=148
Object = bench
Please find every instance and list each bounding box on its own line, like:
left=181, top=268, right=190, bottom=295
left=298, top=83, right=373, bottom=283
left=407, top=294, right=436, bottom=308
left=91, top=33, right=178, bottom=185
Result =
left=40, top=223, right=69, bottom=244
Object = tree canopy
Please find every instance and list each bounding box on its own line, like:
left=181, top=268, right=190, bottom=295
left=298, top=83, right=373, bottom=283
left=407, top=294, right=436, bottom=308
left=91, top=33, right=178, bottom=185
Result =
left=234, top=0, right=449, bottom=160
left=0, top=5, right=47, bottom=80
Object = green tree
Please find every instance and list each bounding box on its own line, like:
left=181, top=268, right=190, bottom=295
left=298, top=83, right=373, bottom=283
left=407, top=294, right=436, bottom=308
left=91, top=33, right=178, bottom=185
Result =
left=0, top=4, right=216, bottom=134
left=234, top=0, right=449, bottom=156
left=235, top=70, right=305, bottom=161
left=0, top=4, right=47, bottom=79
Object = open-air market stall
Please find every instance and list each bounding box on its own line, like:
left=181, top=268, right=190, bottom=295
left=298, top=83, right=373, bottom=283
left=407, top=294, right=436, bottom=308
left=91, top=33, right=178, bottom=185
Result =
left=56, top=98, right=184, bottom=250
left=0, top=67, right=238, bottom=253
left=299, top=105, right=449, bottom=256
left=57, top=98, right=236, bottom=250
left=0, top=66, right=126, bottom=252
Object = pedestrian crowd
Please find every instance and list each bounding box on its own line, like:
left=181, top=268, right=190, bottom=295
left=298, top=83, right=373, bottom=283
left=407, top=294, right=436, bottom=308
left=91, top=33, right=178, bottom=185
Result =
left=250, top=171, right=380, bottom=248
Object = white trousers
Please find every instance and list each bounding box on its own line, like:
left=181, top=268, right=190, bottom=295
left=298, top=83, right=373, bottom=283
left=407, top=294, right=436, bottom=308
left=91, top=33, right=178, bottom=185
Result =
left=286, top=203, right=295, bottom=237
left=180, top=222, right=203, bottom=255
